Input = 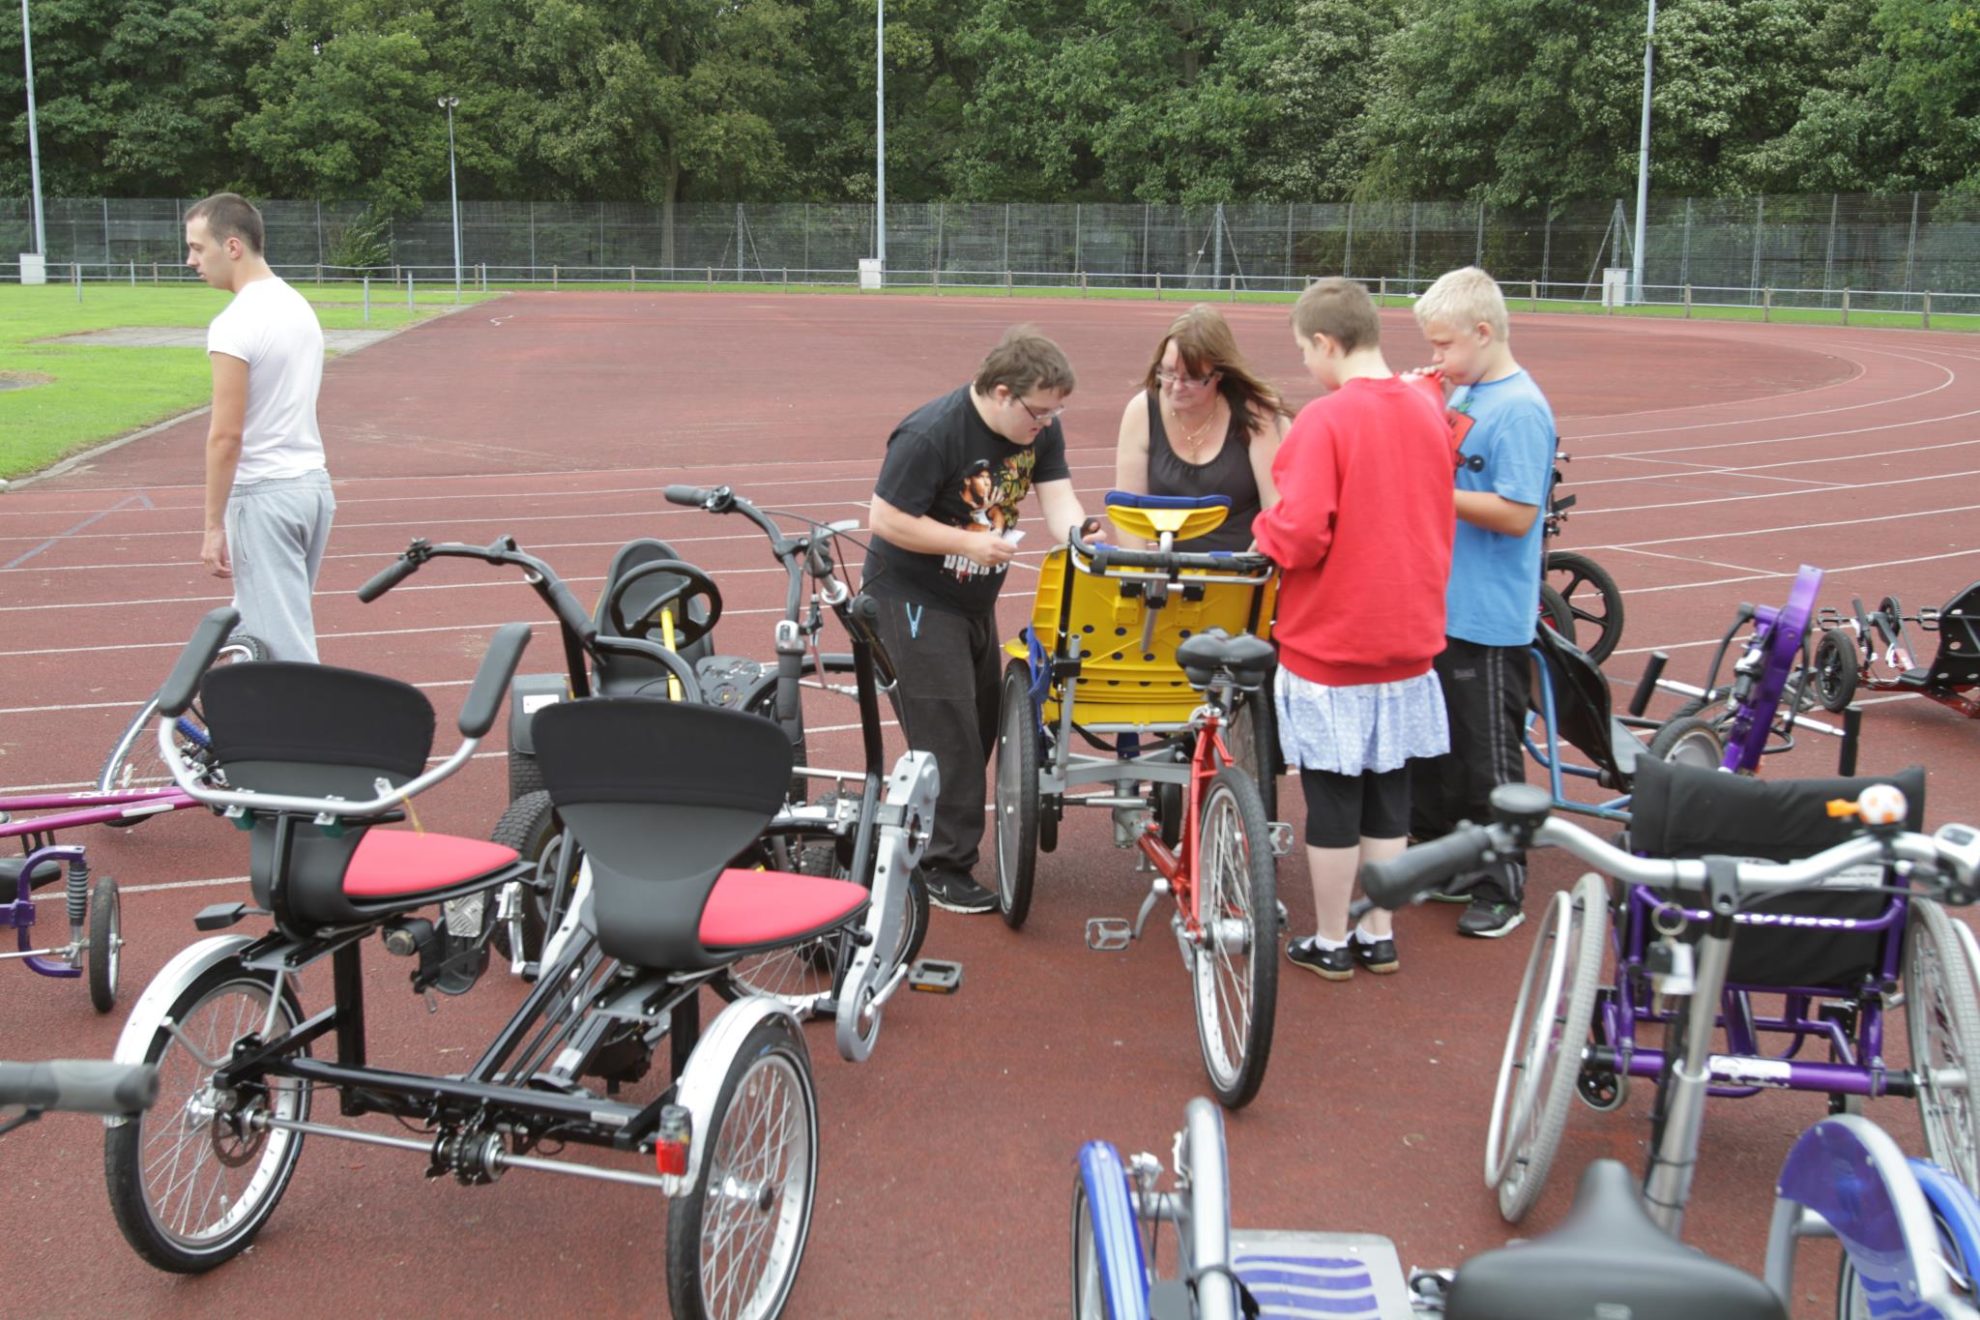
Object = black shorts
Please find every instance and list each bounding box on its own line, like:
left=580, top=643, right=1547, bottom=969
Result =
left=1300, top=766, right=1409, bottom=848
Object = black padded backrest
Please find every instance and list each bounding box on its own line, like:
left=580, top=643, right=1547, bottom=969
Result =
left=1530, top=627, right=1622, bottom=780
left=595, top=539, right=714, bottom=666
left=202, top=662, right=436, bottom=799
left=532, top=698, right=790, bottom=969
left=1630, top=758, right=1925, bottom=988
left=1930, top=580, right=1980, bottom=686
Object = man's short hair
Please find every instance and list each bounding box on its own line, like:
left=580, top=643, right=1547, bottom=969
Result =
left=1414, top=266, right=1509, bottom=340
left=186, top=193, right=266, bottom=256
left=974, top=325, right=1076, bottom=396
left=1291, top=278, right=1380, bottom=352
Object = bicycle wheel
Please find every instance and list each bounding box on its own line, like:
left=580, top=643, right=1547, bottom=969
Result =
left=1547, top=551, right=1625, bottom=664
left=665, top=1015, right=817, bottom=1320
left=1644, top=714, right=1724, bottom=769
left=87, top=873, right=121, bottom=1013
left=1537, top=584, right=1577, bottom=648
left=1485, top=872, right=1608, bottom=1223
left=104, top=959, right=309, bottom=1272
left=1224, top=688, right=1279, bottom=823
left=97, top=634, right=268, bottom=803
left=1907, top=900, right=1980, bottom=1194
left=1191, top=767, right=1279, bottom=1109
left=995, top=659, right=1040, bottom=930
left=1072, top=1147, right=1152, bottom=1320
left=487, top=789, right=568, bottom=970
left=1836, top=1165, right=1980, bottom=1318
left=1813, top=631, right=1860, bottom=713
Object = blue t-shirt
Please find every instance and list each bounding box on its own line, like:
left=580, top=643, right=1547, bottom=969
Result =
left=1445, top=371, right=1555, bottom=646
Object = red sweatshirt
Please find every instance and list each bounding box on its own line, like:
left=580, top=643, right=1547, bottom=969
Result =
left=1252, top=376, right=1456, bottom=686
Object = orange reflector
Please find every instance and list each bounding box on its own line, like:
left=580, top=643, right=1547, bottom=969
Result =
left=655, top=1103, right=692, bottom=1176
left=1827, top=798, right=1857, bottom=818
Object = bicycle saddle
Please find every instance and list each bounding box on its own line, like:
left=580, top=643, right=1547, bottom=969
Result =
left=1176, top=630, right=1275, bottom=692
left=1445, top=1160, right=1785, bottom=1320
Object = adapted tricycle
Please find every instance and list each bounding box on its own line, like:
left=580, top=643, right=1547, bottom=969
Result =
left=1812, top=581, right=1980, bottom=720
left=102, top=603, right=935, bottom=1318
left=1073, top=781, right=1980, bottom=1318
left=995, top=492, right=1286, bottom=1108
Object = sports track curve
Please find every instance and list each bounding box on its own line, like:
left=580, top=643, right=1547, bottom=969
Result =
left=0, top=293, right=1976, bottom=1317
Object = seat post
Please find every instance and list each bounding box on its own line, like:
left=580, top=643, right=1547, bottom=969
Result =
left=669, top=995, right=700, bottom=1083
left=332, top=940, right=368, bottom=1097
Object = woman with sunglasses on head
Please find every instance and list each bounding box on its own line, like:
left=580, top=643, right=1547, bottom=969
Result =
left=1114, top=305, right=1292, bottom=551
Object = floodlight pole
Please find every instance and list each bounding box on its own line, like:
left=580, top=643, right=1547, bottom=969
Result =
left=1631, top=0, right=1657, bottom=305
left=875, top=0, right=885, bottom=272
left=439, top=95, right=462, bottom=298
left=20, top=0, right=47, bottom=258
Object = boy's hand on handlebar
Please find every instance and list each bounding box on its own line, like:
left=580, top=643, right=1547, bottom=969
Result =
left=1078, top=515, right=1109, bottom=544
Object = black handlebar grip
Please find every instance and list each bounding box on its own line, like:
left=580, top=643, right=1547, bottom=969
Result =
left=0, top=1060, right=159, bottom=1114
left=665, top=485, right=712, bottom=507
left=356, top=554, right=420, bottom=603
left=459, top=623, right=533, bottom=738
left=156, top=607, right=241, bottom=718
left=1358, top=827, right=1496, bottom=910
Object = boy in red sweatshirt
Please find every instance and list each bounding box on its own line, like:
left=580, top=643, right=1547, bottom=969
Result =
left=1251, top=278, right=1456, bottom=979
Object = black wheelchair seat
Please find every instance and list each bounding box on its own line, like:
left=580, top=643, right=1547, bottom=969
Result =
left=1447, top=1160, right=1785, bottom=1320
left=592, top=539, right=716, bottom=697
left=1530, top=626, right=1639, bottom=788
left=531, top=697, right=868, bottom=971
left=1175, top=629, right=1276, bottom=693
left=1926, top=580, right=1980, bottom=689
left=200, top=662, right=530, bottom=928
left=1629, top=758, right=1925, bottom=988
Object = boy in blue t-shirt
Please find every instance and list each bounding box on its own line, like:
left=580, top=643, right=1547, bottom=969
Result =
left=1409, top=267, right=1556, bottom=938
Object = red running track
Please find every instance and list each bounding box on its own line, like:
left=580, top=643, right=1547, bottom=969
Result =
left=0, top=293, right=1976, bottom=1317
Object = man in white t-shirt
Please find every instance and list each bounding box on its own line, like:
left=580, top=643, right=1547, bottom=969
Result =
left=184, top=193, right=336, bottom=662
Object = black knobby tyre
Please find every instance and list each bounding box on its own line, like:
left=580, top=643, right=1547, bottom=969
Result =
left=87, top=874, right=120, bottom=1013
left=994, top=660, right=1040, bottom=930
left=1192, top=767, right=1279, bottom=1109
left=507, top=748, right=547, bottom=801
left=665, top=1016, right=818, bottom=1320
left=489, top=790, right=567, bottom=969
left=1644, top=714, right=1723, bottom=769
left=1812, top=630, right=1860, bottom=713
left=1547, top=550, right=1625, bottom=664
left=104, top=960, right=309, bottom=1273
left=1537, top=583, right=1576, bottom=648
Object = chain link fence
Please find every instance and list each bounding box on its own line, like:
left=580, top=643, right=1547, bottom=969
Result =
left=5, top=194, right=1979, bottom=318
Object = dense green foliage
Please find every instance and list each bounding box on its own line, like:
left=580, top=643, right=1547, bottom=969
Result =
left=4, top=0, right=1976, bottom=210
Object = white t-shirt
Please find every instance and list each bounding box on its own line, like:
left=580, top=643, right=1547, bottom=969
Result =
left=207, top=276, right=327, bottom=485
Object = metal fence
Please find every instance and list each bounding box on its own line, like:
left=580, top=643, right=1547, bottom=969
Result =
left=5, top=193, right=1980, bottom=308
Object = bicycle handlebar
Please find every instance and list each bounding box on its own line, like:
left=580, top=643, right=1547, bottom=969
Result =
left=355, top=552, right=421, bottom=603
left=0, top=1060, right=157, bottom=1115
left=1068, top=526, right=1273, bottom=579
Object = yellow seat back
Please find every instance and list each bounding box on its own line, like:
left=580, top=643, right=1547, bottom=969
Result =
left=1104, top=501, right=1231, bottom=545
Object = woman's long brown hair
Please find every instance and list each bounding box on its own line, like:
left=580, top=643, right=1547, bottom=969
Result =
left=1140, top=304, right=1292, bottom=446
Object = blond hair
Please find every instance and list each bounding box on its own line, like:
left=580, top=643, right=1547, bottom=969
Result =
left=1291, top=278, right=1380, bottom=353
left=1414, top=266, right=1509, bottom=340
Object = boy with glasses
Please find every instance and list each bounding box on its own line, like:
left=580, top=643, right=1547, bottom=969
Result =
left=864, top=326, right=1097, bottom=914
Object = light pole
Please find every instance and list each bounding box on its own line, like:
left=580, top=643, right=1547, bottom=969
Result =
left=874, top=0, right=885, bottom=275
left=438, top=95, right=461, bottom=298
left=1630, top=0, right=1657, bottom=305
left=20, top=0, right=48, bottom=268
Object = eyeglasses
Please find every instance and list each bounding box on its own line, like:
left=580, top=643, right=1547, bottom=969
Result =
left=1012, top=394, right=1065, bottom=425
left=1156, top=367, right=1220, bottom=389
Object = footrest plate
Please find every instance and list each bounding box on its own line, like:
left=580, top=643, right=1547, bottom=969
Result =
left=1228, top=1228, right=1412, bottom=1319
left=1086, top=918, right=1132, bottom=952
left=907, top=959, right=963, bottom=994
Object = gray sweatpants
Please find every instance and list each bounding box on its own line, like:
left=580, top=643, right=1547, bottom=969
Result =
left=226, top=469, right=335, bottom=663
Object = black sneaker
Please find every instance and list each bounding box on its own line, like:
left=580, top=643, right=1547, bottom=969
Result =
left=1287, top=937, right=1355, bottom=981
left=924, top=871, right=997, bottom=915
left=1426, top=877, right=1477, bottom=905
left=1457, top=897, right=1525, bottom=938
left=1353, top=936, right=1399, bottom=974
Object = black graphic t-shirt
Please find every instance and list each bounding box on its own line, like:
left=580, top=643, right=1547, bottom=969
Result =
left=863, top=384, right=1071, bottom=616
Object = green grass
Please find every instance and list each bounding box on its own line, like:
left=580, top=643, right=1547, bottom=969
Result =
left=0, top=283, right=498, bottom=480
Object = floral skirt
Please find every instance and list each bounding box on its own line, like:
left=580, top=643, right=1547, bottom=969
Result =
left=1274, top=667, right=1450, bottom=777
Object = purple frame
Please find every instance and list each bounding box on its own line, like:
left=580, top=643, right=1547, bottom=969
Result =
left=1596, top=881, right=1909, bottom=1101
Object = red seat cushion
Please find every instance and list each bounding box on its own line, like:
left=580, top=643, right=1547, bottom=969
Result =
left=344, top=830, right=521, bottom=900
left=700, top=868, right=868, bottom=949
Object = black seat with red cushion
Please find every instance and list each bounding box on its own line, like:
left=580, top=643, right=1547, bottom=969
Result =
left=530, top=697, right=868, bottom=971
left=201, top=662, right=529, bottom=929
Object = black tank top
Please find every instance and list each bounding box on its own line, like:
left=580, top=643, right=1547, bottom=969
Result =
left=1145, top=390, right=1261, bottom=553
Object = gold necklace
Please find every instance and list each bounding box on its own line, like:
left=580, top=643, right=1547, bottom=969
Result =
left=1170, top=400, right=1222, bottom=460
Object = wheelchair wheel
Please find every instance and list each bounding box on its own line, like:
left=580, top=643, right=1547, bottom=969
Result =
left=1645, top=714, right=1723, bottom=769
left=1486, top=872, right=1608, bottom=1223
left=665, top=1015, right=817, bottom=1320
left=1906, top=900, right=1980, bottom=1193
left=1547, top=551, right=1625, bottom=664
left=507, top=747, right=546, bottom=800
left=105, top=960, right=309, bottom=1273
left=1224, top=689, right=1280, bottom=823
left=87, top=873, right=121, bottom=1013
left=488, top=789, right=567, bottom=970
left=1192, top=767, right=1279, bottom=1109
left=1812, top=631, right=1860, bottom=712
left=994, top=659, right=1040, bottom=930
left=1072, top=1145, right=1153, bottom=1320
left=1537, top=584, right=1576, bottom=647
left=97, top=634, right=267, bottom=806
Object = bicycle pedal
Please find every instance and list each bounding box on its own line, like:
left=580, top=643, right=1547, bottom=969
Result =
left=1086, top=918, right=1132, bottom=952
left=906, top=959, right=963, bottom=994
left=1267, top=821, right=1295, bottom=858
